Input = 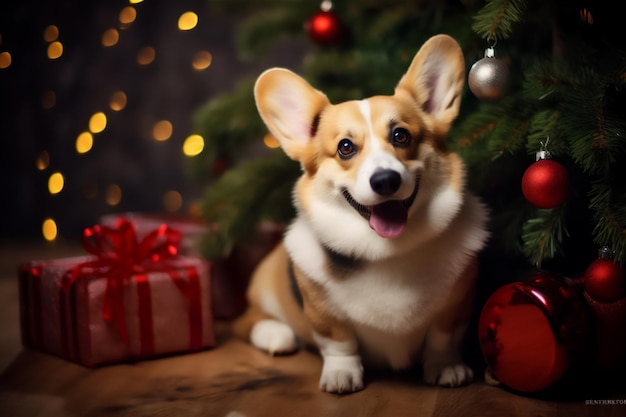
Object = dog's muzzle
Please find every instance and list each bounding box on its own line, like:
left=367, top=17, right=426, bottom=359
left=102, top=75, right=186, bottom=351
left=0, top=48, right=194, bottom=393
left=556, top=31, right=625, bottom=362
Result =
left=342, top=174, right=420, bottom=239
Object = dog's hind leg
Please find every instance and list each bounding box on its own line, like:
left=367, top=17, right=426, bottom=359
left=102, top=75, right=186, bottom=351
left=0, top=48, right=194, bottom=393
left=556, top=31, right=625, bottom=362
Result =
left=232, top=242, right=313, bottom=355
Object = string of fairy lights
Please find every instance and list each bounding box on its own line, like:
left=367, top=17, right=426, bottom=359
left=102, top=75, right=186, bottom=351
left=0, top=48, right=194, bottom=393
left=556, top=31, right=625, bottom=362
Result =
left=1, top=0, right=219, bottom=242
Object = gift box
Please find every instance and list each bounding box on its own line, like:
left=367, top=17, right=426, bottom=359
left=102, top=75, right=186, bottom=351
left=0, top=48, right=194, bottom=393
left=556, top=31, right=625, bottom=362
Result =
left=19, top=218, right=215, bottom=367
left=100, top=212, right=284, bottom=319
left=100, top=212, right=208, bottom=257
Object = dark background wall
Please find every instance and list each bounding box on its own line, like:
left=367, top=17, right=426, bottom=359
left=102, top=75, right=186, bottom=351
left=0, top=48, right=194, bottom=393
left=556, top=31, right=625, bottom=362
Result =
left=0, top=0, right=306, bottom=240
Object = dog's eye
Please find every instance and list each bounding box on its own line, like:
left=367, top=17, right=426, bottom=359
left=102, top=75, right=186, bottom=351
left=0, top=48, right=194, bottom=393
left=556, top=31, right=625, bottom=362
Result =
left=337, top=139, right=357, bottom=159
left=391, top=128, right=411, bottom=147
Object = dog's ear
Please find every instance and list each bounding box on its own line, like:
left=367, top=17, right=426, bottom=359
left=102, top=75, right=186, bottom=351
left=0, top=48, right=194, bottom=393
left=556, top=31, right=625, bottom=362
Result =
left=254, top=68, right=329, bottom=161
left=396, top=34, right=465, bottom=136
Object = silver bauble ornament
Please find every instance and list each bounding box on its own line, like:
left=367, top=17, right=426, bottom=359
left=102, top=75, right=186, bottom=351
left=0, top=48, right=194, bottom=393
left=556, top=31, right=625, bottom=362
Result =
left=468, top=47, right=510, bottom=101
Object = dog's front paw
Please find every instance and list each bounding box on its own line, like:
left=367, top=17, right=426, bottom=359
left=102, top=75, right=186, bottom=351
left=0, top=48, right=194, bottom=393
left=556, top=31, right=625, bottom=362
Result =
left=319, top=355, right=364, bottom=394
left=250, top=319, right=298, bottom=355
left=424, top=363, right=474, bottom=387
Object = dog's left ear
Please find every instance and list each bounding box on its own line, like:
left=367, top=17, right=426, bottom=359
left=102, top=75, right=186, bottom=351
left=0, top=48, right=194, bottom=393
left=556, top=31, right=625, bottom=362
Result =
left=396, top=34, right=465, bottom=136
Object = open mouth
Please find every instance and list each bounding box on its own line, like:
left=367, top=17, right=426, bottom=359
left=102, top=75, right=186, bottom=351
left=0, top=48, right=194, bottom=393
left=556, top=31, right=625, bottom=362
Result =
left=342, top=176, right=420, bottom=239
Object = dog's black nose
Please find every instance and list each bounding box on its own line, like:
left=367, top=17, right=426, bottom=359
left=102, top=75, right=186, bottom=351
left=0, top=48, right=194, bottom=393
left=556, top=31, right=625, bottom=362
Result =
left=370, top=169, right=401, bottom=196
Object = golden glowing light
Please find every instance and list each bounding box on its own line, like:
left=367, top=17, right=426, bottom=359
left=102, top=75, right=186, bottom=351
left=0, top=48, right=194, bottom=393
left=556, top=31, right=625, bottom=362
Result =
left=0, top=51, right=11, bottom=69
left=579, top=8, right=594, bottom=24
left=102, top=28, right=119, bottom=47
left=43, top=25, right=59, bottom=42
left=106, top=184, right=122, bottom=206
left=42, top=218, right=58, bottom=241
left=129, top=0, right=144, bottom=3
left=137, top=46, right=155, bottom=65
left=47, top=41, right=63, bottom=59
left=263, top=133, right=280, bottom=149
left=36, top=151, right=50, bottom=170
left=153, top=120, right=173, bottom=141
left=163, top=190, right=183, bottom=212
left=109, top=91, right=127, bottom=111
left=182, top=134, right=204, bottom=156
left=75, top=132, right=94, bottom=154
left=42, top=90, right=56, bottom=109
left=119, top=6, right=137, bottom=25
left=178, top=12, right=198, bottom=31
left=48, top=171, right=64, bottom=195
left=89, top=112, right=107, bottom=133
left=192, top=51, right=212, bottom=71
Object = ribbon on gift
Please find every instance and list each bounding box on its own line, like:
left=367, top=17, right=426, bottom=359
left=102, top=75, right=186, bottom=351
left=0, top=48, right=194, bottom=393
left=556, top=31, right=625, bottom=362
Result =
left=60, top=217, right=203, bottom=357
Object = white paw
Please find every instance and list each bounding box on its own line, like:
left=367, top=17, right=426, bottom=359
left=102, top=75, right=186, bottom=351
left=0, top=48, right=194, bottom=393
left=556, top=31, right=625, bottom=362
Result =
left=250, top=319, right=298, bottom=355
left=424, top=363, right=474, bottom=387
left=319, top=355, right=364, bottom=394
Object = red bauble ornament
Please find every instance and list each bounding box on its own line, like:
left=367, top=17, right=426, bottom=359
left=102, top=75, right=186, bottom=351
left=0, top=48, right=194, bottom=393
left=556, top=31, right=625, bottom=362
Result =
left=478, top=273, right=589, bottom=392
left=306, top=10, right=341, bottom=45
left=584, top=246, right=625, bottom=303
left=521, top=152, right=569, bottom=209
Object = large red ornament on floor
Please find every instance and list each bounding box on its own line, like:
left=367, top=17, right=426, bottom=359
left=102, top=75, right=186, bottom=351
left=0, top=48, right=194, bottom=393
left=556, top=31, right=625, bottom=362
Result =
left=478, top=273, right=589, bottom=392
left=306, top=10, right=342, bottom=45
left=521, top=151, right=569, bottom=209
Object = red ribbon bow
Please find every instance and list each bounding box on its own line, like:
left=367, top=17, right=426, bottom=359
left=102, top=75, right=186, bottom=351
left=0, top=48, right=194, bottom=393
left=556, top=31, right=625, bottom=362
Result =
left=63, top=217, right=183, bottom=350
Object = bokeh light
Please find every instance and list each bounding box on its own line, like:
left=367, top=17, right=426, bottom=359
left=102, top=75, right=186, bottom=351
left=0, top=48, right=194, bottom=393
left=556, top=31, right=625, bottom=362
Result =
left=119, top=6, right=137, bottom=25
left=42, top=218, right=58, bottom=241
left=153, top=120, right=173, bottom=141
left=75, top=132, right=94, bottom=154
left=110, top=91, right=127, bottom=111
left=263, top=133, right=280, bottom=149
left=89, top=112, right=107, bottom=133
left=178, top=12, right=198, bottom=31
left=48, top=171, right=64, bottom=195
left=47, top=41, right=63, bottom=59
left=43, top=25, right=59, bottom=42
left=36, top=151, right=50, bottom=171
left=137, top=46, right=155, bottom=65
left=183, top=134, right=204, bottom=156
left=163, top=190, right=182, bottom=212
left=0, top=52, right=11, bottom=69
left=192, top=51, right=212, bottom=71
left=106, top=184, right=122, bottom=206
left=102, top=28, right=120, bottom=47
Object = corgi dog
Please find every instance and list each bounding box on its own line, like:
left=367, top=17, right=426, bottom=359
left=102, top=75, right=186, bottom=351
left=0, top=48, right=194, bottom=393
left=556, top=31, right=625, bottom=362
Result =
left=233, top=34, right=489, bottom=394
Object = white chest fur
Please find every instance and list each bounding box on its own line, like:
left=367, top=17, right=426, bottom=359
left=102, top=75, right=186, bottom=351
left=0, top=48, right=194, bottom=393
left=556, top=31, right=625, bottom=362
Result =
left=285, top=193, right=487, bottom=333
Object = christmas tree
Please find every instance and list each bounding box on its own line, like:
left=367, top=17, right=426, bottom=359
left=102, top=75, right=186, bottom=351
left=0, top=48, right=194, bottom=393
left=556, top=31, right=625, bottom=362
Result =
left=192, top=0, right=626, bottom=276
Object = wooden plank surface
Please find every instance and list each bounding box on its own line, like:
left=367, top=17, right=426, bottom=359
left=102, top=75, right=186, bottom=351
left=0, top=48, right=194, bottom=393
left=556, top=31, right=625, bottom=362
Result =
left=1, top=323, right=625, bottom=417
left=1, top=242, right=625, bottom=416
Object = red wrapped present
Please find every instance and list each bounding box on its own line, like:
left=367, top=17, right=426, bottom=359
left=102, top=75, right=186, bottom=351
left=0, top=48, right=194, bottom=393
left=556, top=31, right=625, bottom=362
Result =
left=19, top=218, right=215, bottom=367
left=100, top=212, right=284, bottom=319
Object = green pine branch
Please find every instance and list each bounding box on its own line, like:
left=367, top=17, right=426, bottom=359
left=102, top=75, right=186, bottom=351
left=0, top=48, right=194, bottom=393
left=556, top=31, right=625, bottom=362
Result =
left=521, top=205, right=569, bottom=267
left=471, top=0, right=527, bottom=42
left=200, top=153, right=300, bottom=259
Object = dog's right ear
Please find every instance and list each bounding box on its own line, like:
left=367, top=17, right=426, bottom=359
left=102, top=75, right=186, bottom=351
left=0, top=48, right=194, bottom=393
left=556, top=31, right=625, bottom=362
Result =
left=254, top=68, right=329, bottom=161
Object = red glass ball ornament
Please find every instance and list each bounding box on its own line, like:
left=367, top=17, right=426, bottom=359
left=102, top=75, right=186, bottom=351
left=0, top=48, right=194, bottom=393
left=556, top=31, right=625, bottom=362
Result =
left=306, top=10, right=341, bottom=45
left=584, top=258, right=625, bottom=303
left=478, top=274, right=589, bottom=392
left=521, top=159, right=568, bottom=209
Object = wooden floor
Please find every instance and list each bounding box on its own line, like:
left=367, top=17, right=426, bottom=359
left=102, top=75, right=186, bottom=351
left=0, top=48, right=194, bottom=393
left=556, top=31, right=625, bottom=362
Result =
left=1, top=241, right=625, bottom=417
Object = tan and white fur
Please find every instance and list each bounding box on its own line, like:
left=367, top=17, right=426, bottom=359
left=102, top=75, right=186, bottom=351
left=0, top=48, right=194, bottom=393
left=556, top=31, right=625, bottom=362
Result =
left=233, top=34, right=489, bottom=394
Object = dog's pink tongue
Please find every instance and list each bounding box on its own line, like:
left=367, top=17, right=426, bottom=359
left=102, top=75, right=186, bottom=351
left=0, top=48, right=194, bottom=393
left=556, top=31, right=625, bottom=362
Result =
left=369, top=201, right=408, bottom=238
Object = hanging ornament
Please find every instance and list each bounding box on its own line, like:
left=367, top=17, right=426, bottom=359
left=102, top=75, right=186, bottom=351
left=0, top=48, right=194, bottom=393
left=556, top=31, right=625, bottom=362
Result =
left=521, top=141, right=569, bottom=209
left=478, top=273, right=590, bottom=392
left=305, top=1, right=342, bottom=46
left=584, top=246, right=625, bottom=303
left=468, top=45, right=510, bottom=101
